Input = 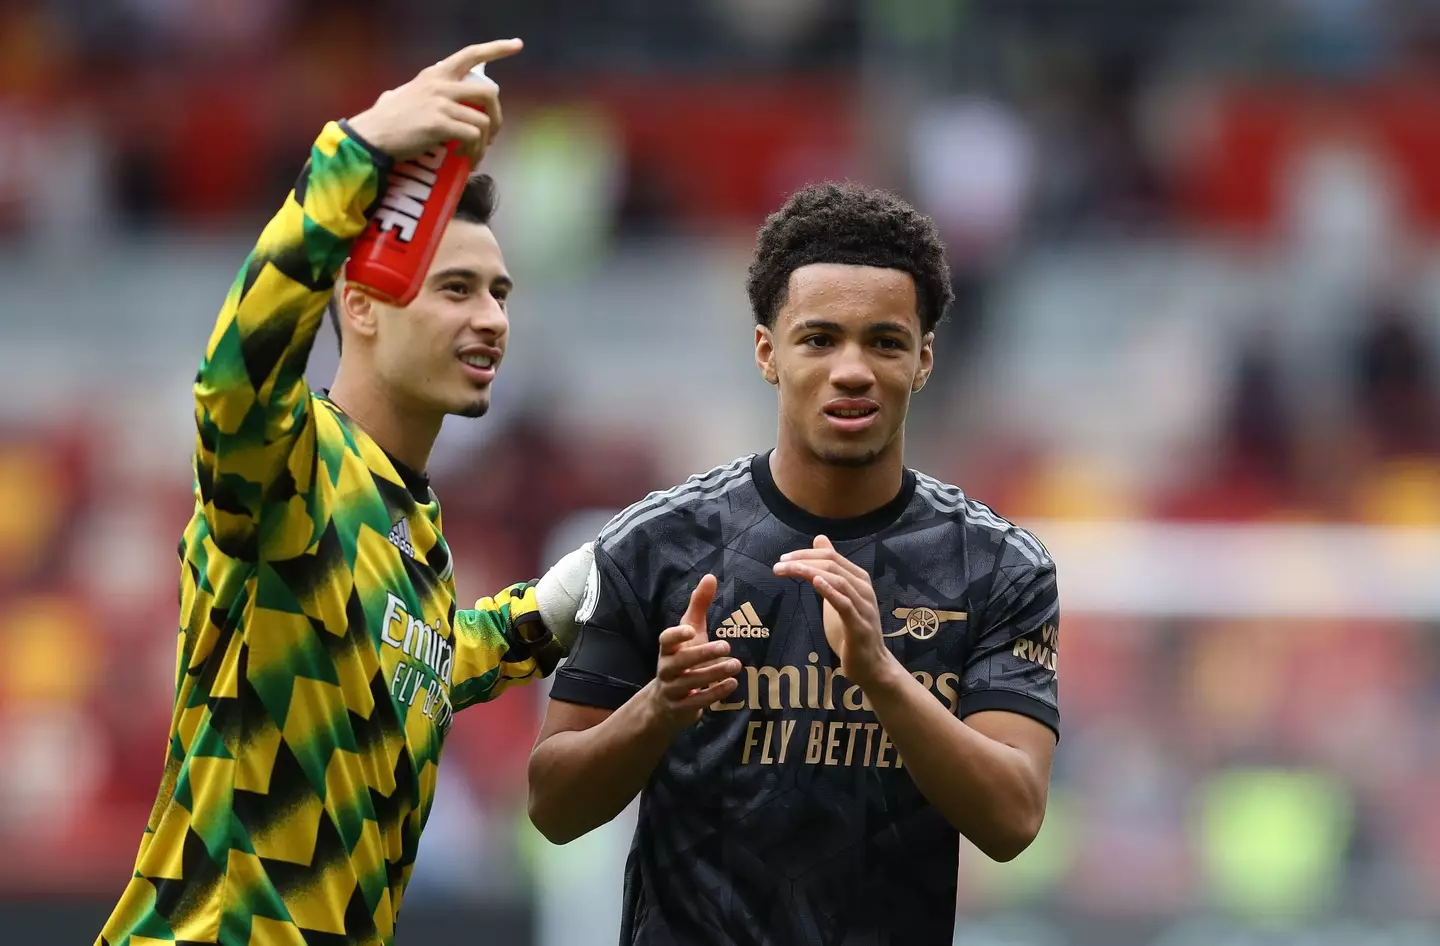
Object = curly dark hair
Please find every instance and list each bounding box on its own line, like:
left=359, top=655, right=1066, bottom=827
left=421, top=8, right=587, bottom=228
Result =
left=746, top=182, right=953, bottom=335
left=328, top=173, right=498, bottom=352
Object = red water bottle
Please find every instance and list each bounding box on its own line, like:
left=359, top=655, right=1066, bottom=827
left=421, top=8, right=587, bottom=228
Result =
left=345, top=64, right=494, bottom=306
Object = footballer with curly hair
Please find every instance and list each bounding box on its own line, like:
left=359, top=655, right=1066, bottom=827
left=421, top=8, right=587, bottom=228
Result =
left=528, top=182, right=1062, bottom=945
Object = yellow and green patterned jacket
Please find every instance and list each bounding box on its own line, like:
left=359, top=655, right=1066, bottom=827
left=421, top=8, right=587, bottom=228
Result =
left=98, top=121, right=562, bottom=946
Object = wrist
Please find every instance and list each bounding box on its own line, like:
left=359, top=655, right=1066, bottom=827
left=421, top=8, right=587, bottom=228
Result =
left=339, top=114, right=395, bottom=165
left=850, top=649, right=909, bottom=695
left=638, top=681, right=687, bottom=739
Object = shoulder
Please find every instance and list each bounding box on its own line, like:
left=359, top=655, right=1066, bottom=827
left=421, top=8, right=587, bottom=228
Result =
left=579, top=455, right=758, bottom=627
left=310, top=394, right=377, bottom=467
left=910, top=470, right=1053, bottom=573
left=312, top=393, right=349, bottom=437
left=595, top=454, right=758, bottom=557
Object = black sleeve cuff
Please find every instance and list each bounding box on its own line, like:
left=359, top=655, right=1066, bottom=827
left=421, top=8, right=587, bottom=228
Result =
left=549, top=666, right=641, bottom=710
left=959, top=689, right=1060, bottom=741
left=337, top=118, right=394, bottom=173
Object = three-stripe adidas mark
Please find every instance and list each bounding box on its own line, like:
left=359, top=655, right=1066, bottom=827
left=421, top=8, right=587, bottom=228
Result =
left=715, top=602, right=770, bottom=639
left=387, top=518, right=415, bottom=558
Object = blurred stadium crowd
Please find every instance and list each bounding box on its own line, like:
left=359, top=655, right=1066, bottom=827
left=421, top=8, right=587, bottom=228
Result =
left=3, top=1, right=1440, bottom=943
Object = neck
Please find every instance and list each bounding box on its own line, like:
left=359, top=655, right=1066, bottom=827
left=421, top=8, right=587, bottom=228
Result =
left=329, top=360, right=443, bottom=473
left=769, top=431, right=907, bottom=520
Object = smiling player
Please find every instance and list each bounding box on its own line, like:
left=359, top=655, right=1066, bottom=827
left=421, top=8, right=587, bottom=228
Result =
left=97, top=39, right=596, bottom=946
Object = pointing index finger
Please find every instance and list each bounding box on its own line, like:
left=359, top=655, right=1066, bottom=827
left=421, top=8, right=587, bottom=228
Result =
left=433, top=39, right=524, bottom=79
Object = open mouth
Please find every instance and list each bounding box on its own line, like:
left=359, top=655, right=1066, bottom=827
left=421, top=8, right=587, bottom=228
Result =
left=458, top=349, right=499, bottom=383
left=824, top=400, right=880, bottom=432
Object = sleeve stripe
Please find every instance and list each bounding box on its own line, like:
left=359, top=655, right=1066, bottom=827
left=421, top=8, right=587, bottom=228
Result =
left=598, top=456, right=751, bottom=547
left=915, top=473, right=1052, bottom=565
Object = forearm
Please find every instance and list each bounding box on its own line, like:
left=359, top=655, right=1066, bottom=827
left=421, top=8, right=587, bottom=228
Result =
left=864, top=663, right=1048, bottom=861
left=527, top=683, right=679, bottom=844
left=451, top=583, right=565, bottom=708
left=196, top=120, right=387, bottom=430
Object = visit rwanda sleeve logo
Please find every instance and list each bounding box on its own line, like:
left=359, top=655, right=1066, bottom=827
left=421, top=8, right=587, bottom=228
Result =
left=1013, top=622, right=1058, bottom=674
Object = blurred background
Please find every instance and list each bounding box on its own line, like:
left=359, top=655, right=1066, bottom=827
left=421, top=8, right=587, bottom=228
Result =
left=3, top=0, right=1440, bottom=943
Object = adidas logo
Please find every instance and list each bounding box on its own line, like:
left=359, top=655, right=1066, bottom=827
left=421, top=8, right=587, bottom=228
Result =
left=387, top=518, right=416, bottom=558
left=715, top=602, right=770, bottom=639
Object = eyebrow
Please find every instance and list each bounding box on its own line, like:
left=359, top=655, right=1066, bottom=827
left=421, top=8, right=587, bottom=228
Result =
left=429, top=267, right=514, bottom=292
left=794, top=318, right=913, bottom=336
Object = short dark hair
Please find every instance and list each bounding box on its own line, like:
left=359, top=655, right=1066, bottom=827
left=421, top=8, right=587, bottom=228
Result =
left=452, top=171, right=499, bottom=228
left=746, top=182, right=953, bottom=334
left=328, top=173, right=499, bottom=352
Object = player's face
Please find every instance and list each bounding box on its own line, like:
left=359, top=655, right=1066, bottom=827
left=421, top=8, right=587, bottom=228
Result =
left=756, top=263, right=933, bottom=467
left=369, top=220, right=512, bottom=419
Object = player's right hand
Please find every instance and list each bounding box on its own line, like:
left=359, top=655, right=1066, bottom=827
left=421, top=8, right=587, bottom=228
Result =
left=345, top=39, right=521, bottom=165
left=648, top=575, right=741, bottom=728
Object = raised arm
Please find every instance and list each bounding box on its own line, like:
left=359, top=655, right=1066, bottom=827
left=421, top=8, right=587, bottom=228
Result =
left=193, top=120, right=390, bottom=560
left=193, top=40, right=516, bottom=561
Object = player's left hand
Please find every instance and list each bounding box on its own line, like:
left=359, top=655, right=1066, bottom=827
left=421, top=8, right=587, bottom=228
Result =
left=773, top=535, right=898, bottom=688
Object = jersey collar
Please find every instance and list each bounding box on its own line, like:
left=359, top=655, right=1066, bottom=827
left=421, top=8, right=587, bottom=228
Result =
left=750, top=450, right=915, bottom=541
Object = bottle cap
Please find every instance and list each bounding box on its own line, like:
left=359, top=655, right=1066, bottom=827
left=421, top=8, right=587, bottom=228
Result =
left=467, top=63, right=496, bottom=90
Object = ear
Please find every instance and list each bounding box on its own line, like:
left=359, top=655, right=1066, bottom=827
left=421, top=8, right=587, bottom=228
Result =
left=755, top=324, right=779, bottom=386
left=341, top=283, right=380, bottom=339
left=913, top=331, right=935, bottom=393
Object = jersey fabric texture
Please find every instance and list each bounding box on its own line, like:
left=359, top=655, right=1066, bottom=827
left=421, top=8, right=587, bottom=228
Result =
left=99, top=121, right=563, bottom=946
left=551, top=451, right=1060, bottom=946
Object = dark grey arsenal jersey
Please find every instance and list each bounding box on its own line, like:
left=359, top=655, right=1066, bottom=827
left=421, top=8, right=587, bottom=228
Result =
left=549, top=452, right=1060, bottom=946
